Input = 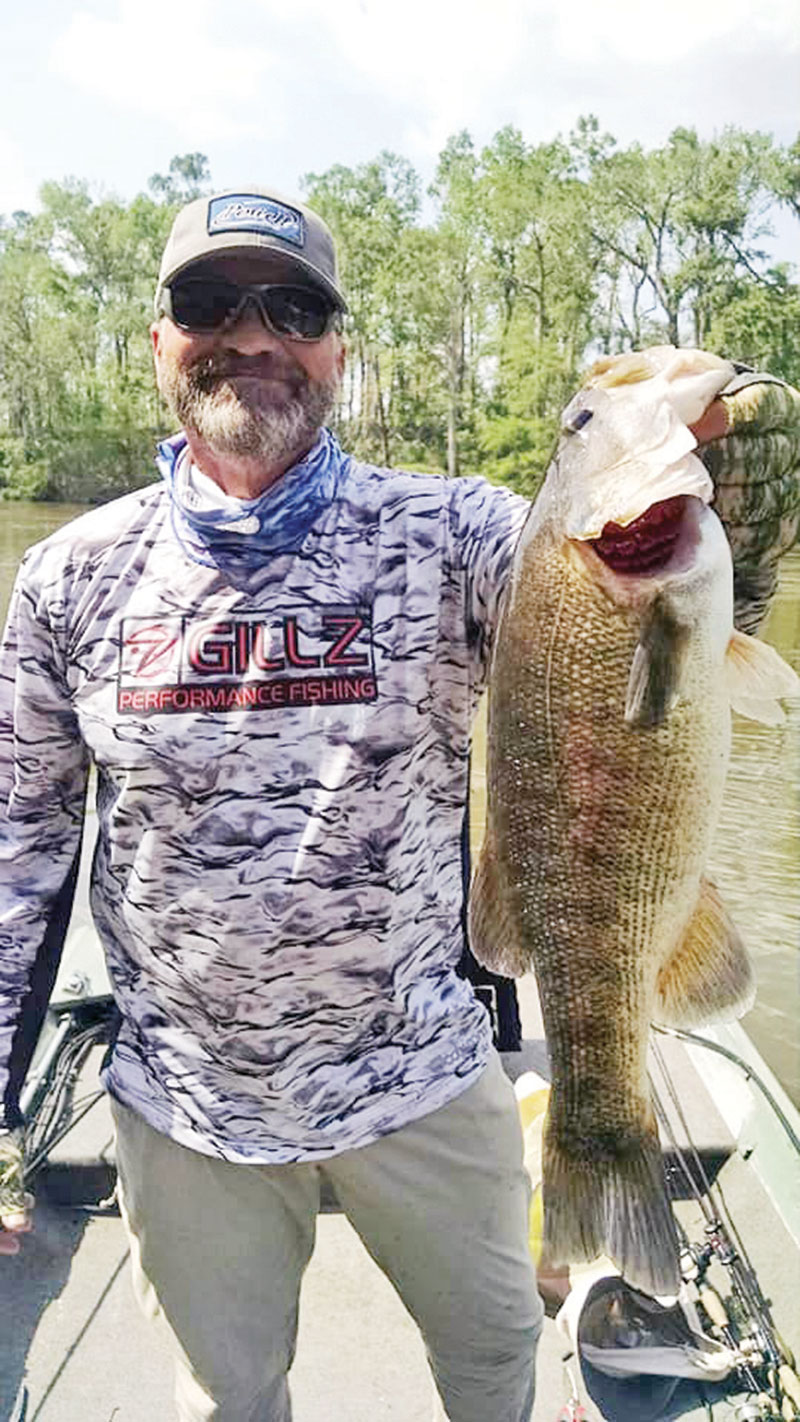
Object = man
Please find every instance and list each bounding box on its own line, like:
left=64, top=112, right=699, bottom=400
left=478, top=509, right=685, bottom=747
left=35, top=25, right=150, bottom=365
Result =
left=0, top=186, right=797, bottom=1422
left=0, top=188, right=541, bottom=1422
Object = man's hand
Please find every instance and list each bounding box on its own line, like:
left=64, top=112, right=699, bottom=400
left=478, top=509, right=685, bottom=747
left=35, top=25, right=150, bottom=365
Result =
left=690, top=374, right=800, bottom=633
left=689, top=398, right=730, bottom=447
left=0, top=1127, right=32, bottom=1255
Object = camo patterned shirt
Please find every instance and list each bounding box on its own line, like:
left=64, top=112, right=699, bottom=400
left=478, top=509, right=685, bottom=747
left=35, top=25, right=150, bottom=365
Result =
left=0, top=436, right=528, bottom=1162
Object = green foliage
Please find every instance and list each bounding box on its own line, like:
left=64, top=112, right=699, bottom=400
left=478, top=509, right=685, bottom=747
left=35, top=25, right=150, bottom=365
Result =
left=0, top=132, right=797, bottom=503
left=0, top=164, right=189, bottom=501
left=706, top=270, right=800, bottom=385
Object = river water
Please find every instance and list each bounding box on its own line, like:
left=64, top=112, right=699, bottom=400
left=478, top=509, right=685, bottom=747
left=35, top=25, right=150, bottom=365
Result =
left=1, top=500, right=798, bottom=1106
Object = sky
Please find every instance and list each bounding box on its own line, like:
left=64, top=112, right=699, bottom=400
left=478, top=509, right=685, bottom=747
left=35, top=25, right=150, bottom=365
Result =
left=1, top=0, right=798, bottom=255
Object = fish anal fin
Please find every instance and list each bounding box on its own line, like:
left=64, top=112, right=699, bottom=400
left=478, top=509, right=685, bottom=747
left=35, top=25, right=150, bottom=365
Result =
left=656, top=878, right=755, bottom=1029
left=543, top=1109, right=680, bottom=1297
left=469, top=830, right=532, bottom=978
left=726, top=628, right=800, bottom=724
left=625, top=596, right=691, bottom=728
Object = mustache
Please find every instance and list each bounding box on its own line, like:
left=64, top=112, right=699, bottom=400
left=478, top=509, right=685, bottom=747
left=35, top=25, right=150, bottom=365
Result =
left=186, top=352, right=306, bottom=392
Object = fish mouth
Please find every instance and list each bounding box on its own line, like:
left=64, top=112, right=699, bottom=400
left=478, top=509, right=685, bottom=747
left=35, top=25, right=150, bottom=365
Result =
left=588, top=496, right=688, bottom=574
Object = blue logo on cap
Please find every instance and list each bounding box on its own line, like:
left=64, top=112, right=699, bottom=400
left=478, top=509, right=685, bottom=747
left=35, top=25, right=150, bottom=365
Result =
left=207, top=195, right=305, bottom=248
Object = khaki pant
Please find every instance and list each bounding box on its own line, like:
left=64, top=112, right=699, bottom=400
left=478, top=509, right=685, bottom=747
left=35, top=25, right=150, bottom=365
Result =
left=112, top=1052, right=542, bottom=1422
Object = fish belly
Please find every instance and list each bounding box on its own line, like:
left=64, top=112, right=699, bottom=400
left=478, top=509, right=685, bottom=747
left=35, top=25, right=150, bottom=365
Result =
left=475, top=531, right=730, bottom=1294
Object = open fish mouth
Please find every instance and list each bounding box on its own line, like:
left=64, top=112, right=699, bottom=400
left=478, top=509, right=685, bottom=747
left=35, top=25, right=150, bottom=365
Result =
left=589, top=496, right=688, bottom=574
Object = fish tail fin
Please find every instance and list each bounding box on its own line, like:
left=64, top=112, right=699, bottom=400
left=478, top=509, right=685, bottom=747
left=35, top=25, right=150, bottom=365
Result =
left=469, top=829, right=533, bottom=977
left=725, top=628, right=800, bottom=724
left=656, top=878, right=755, bottom=1028
left=543, top=1109, right=680, bottom=1298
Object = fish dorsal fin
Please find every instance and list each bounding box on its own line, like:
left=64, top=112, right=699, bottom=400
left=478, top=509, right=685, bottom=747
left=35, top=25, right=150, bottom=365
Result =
left=655, top=878, right=755, bottom=1029
left=625, top=597, right=691, bottom=728
left=725, top=629, right=800, bottom=725
left=586, top=353, right=654, bottom=388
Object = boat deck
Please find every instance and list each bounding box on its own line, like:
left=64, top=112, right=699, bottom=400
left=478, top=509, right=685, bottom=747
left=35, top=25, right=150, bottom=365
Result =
left=1, top=977, right=798, bottom=1421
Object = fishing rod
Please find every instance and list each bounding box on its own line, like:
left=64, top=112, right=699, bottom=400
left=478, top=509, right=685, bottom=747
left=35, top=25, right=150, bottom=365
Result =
left=21, top=997, right=116, bottom=1186
left=649, top=1032, right=800, bottom=1420
left=653, top=1025, right=800, bottom=1158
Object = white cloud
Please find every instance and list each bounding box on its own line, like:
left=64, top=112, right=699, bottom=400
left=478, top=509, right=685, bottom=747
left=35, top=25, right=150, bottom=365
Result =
left=50, top=0, right=277, bottom=139
left=237, top=0, right=800, bottom=156
left=244, top=0, right=798, bottom=78
left=0, top=132, right=41, bottom=216
left=36, top=0, right=800, bottom=207
left=299, top=2, right=523, bottom=112
left=541, top=0, right=799, bottom=64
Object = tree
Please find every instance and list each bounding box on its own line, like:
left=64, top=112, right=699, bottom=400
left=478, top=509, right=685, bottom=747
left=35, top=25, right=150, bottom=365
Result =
left=0, top=132, right=796, bottom=502
left=148, top=154, right=212, bottom=206
left=0, top=163, right=201, bottom=501
left=303, top=152, right=420, bottom=464
left=581, top=126, right=792, bottom=352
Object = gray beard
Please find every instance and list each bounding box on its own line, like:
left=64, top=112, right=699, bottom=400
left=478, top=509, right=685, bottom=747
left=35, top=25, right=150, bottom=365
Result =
left=158, top=354, right=338, bottom=465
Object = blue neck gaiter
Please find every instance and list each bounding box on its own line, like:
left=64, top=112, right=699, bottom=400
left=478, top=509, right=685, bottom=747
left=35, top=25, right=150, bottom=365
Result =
left=157, top=427, right=349, bottom=569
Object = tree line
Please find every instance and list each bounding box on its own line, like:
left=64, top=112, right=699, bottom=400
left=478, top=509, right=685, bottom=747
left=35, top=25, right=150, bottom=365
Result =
left=1, top=123, right=798, bottom=505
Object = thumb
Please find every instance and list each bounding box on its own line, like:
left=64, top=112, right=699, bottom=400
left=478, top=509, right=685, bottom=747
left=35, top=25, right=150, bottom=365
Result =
left=689, top=398, right=730, bottom=446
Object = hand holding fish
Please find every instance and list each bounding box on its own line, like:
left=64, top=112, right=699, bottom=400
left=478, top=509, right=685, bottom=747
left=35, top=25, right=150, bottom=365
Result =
left=688, top=398, right=730, bottom=446
left=693, top=373, right=800, bottom=633
left=470, top=346, right=800, bottom=1297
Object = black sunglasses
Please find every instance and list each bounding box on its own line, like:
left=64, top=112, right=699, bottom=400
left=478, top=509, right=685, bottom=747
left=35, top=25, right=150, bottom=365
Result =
left=160, top=277, right=340, bottom=341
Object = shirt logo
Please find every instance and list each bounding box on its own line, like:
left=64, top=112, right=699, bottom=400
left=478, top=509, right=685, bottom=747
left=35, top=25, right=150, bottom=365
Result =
left=118, top=610, right=377, bottom=715
left=207, top=195, right=305, bottom=248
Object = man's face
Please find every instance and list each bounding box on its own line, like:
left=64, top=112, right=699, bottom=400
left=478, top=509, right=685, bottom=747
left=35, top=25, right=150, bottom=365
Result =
left=151, top=255, right=346, bottom=468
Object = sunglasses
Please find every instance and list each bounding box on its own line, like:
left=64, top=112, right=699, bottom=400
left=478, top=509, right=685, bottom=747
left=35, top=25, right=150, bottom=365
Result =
left=160, top=278, right=340, bottom=341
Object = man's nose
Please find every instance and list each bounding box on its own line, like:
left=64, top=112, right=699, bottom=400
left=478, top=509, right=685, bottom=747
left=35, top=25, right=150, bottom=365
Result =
left=222, top=296, right=283, bottom=352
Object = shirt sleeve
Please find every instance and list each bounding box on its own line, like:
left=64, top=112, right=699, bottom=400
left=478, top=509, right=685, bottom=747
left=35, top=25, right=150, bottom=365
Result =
left=447, top=476, right=531, bottom=671
left=0, top=557, right=89, bottom=1126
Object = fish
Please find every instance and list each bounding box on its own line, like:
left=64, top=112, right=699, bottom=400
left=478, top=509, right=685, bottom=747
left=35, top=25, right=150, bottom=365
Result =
left=469, top=346, right=800, bottom=1297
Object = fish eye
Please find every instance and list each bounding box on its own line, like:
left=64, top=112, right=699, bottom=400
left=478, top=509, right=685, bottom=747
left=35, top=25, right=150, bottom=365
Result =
left=564, top=407, right=593, bottom=434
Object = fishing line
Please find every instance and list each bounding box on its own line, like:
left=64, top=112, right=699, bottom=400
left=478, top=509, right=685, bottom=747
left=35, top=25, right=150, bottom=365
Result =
left=653, top=1025, right=800, bottom=1156
left=24, top=1016, right=111, bottom=1179
left=648, top=1031, right=792, bottom=1414
left=650, top=1036, right=776, bottom=1327
left=650, top=1036, right=717, bottom=1221
left=651, top=1027, right=797, bottom=1377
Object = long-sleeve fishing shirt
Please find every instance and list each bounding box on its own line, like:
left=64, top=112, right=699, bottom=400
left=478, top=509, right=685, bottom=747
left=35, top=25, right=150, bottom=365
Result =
left=0, top=430, right=528, bottom=1163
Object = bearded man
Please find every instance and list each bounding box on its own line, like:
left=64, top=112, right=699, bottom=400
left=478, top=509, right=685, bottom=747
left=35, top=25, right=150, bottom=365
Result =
left=0, top=188, right=543, bottom=1422
left=2, top=186, right=796, bottom=1422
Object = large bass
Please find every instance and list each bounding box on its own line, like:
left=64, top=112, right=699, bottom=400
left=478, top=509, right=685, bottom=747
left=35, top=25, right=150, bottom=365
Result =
left=470, top=347, right=799, bottom=1296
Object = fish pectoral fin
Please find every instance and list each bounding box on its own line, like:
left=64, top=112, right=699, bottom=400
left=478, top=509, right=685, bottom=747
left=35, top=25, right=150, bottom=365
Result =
left=543, top=1106, right=680, bottom=1297
left=624, top=596, right=692, bottom=728
left=468, top=830, right=532, bottom=978
left=725, top=628, right=800, bottom=725
left=655, top=878, right=755, bottom=1028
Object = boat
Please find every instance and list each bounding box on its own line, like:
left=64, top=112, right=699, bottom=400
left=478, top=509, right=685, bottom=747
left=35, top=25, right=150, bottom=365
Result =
left=3, top=868, right=800, bottom=1422
left=508, top=977, right=800, bottom=1422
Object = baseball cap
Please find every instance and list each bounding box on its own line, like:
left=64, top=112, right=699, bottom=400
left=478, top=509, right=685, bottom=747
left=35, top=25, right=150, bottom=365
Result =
left=557, top=1270, right=736, bottom=1422
left=154, top=188, right=347, bottom=315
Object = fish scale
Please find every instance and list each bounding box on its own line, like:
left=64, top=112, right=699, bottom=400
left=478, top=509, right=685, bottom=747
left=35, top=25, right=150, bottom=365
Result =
left=470, top=347, right=799, bottom=1297
left=476, top=527, right=730, bottom=1292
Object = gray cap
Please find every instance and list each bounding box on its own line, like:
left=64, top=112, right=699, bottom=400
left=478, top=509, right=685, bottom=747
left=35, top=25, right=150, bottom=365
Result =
left=154, top=187, right=347, bottom=314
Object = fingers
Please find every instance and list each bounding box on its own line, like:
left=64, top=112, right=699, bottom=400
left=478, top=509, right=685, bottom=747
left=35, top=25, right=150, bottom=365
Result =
left=689, top=398, right=730, bottom=446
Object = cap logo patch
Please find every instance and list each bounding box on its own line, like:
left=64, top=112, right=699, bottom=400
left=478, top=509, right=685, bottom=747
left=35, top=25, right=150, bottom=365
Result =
left=207, top=195, right=305, bottom=248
